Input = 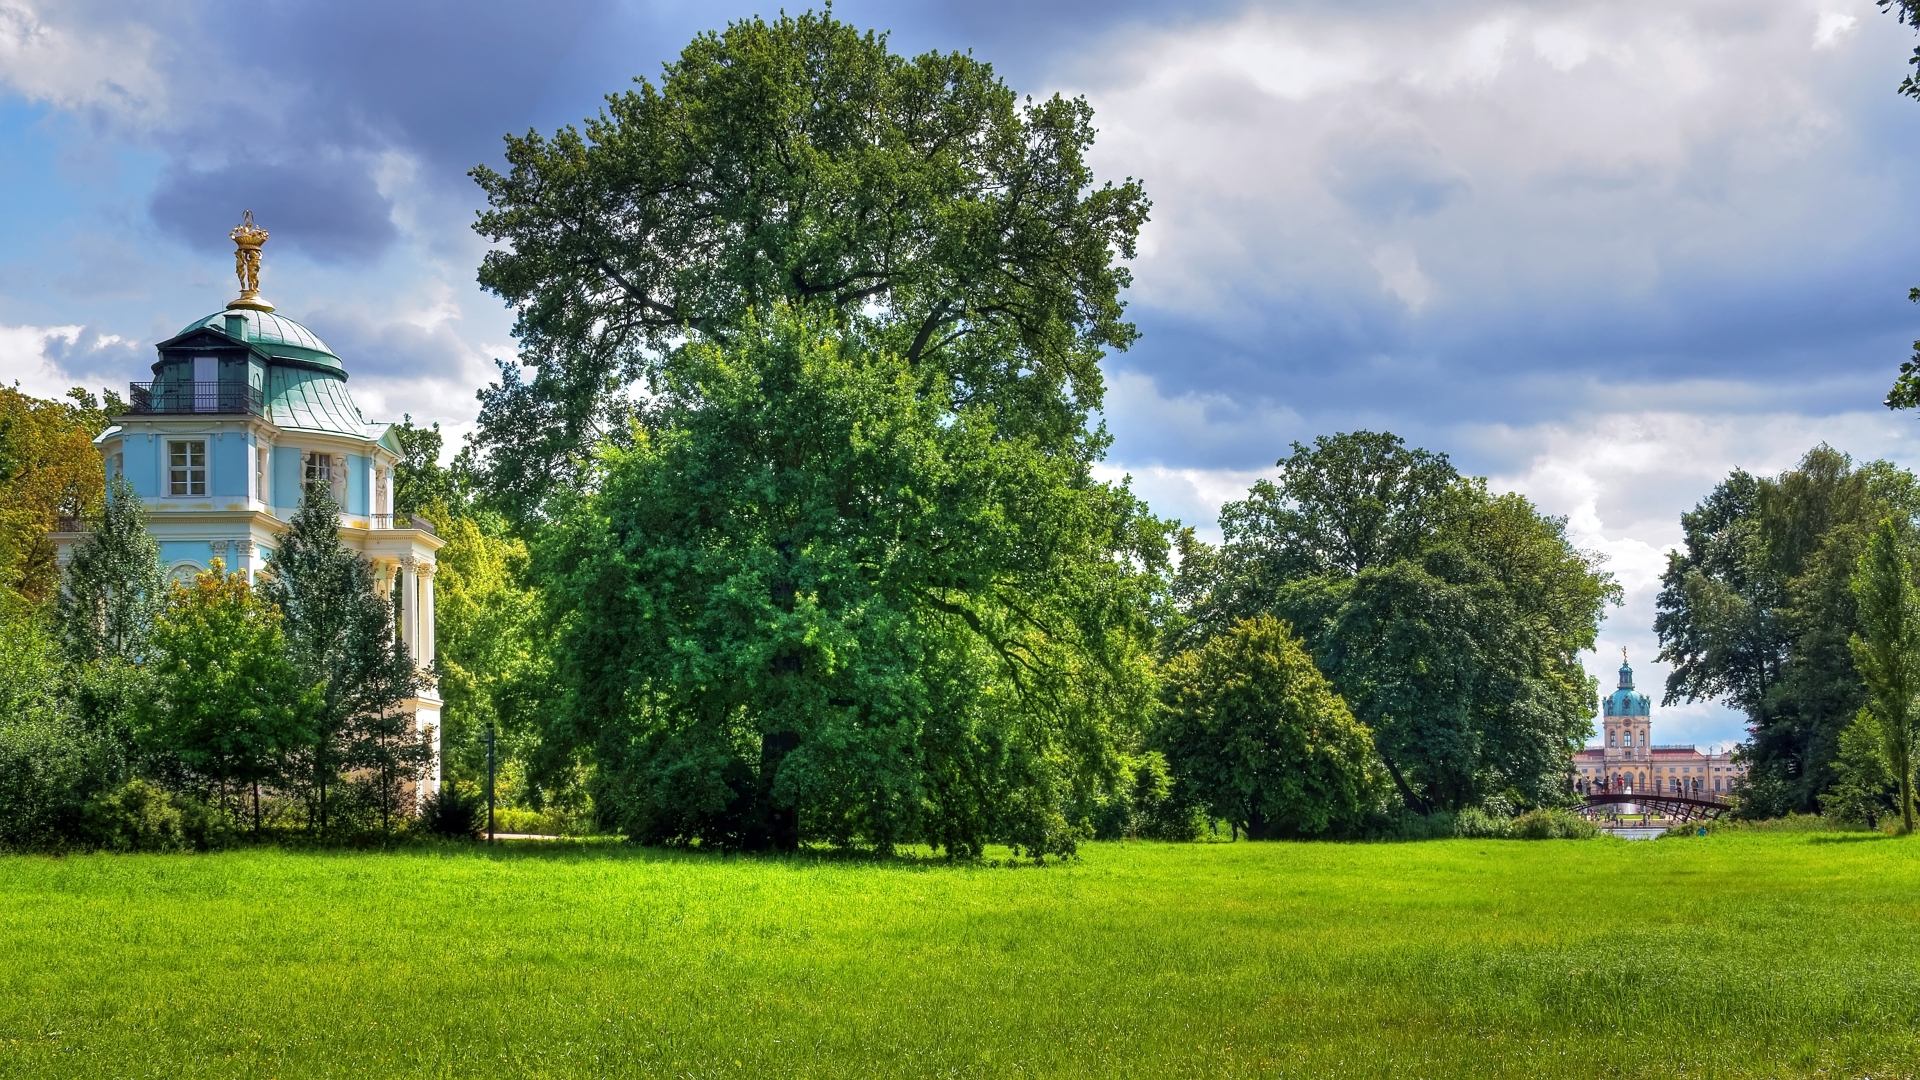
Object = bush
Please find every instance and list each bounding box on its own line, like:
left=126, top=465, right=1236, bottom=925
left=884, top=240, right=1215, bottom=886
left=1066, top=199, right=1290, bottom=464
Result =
left=0, top=609, right=129, bottom=852
left=1452, top=806, right=1597, bottom=840
left=1160, top=615, right=1384, bottom=839
left=80, top=778, right=232, bottom=852
left=1454, top=807, right=1510, bottom=839
left=420, top=784, right=485, bottom=839
left=1509, top=808, right=1598, bottom=840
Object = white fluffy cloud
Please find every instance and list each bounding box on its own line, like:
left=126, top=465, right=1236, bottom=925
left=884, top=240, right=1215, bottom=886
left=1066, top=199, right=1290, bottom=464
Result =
left=0, top=322, right=129, bottom=399
left=1072, top=0, right=1894, bottom=324
left=0, top=1, right=177, bottom=122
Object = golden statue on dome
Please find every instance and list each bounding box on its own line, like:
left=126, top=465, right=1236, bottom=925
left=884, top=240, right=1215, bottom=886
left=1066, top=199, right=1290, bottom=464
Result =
left=227, top=210, right=274, bottom=312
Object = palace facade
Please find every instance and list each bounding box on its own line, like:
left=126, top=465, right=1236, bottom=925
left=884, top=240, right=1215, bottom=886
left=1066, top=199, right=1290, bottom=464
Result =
left=1574, top=656, right=1743, bottom=797
left=51, top=214, right=444, bottom=778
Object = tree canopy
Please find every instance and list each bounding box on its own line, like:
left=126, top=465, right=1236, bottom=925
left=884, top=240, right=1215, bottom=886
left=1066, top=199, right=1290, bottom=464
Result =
left=468, top=10, right=1148, bottom=520
left=1175, top=432, right=1617, bottom=814
left=1159, top=615, right=1381, bottom=838
left=539, top=306, right=1167, bottom=854
left=1656, top=446, right=1920, bottom=812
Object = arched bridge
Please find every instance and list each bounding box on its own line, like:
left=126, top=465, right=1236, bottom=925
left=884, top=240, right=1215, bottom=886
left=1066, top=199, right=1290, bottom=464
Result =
left=1579, top=792, right=1732, bottom=824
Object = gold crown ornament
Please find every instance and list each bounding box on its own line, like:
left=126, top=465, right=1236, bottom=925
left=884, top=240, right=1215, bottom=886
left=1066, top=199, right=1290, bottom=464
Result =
left=227, top=210, right=274, bottom=312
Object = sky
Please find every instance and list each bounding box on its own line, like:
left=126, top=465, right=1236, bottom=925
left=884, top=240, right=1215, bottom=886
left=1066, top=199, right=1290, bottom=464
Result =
left=5, top=0, right=1920, bottom=749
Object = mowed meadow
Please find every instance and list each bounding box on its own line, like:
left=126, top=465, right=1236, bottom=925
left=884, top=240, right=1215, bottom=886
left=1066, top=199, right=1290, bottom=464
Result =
left=3, top=834, right=1918, bottom=1079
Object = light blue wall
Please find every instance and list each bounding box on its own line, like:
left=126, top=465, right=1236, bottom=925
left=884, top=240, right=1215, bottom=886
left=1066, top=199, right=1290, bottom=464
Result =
left=210, top=430, right=248, bottom=498
left=121, top=433, right=160, bottom=499
left=272, top=446, right=302, bottom=513
left=348, top=454, right=369, bottom=514
left=158, top=541, right=206, bottom=568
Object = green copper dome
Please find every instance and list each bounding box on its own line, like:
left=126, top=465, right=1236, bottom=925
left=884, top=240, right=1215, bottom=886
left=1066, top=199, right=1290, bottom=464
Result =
left=177, top=308, right=342, bottom=371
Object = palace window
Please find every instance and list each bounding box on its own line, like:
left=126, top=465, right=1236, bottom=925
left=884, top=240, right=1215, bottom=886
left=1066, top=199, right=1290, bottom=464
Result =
left=168, top=440, right=206, bottom=496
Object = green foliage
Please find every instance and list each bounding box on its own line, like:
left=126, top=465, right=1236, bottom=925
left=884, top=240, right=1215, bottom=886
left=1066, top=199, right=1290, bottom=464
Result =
left=259, top=484, right=426, bottom=834
left=79, top=778, right=231, bottom=853
left=1508, top=807, right=1599, bottom=839
left=1819, top=710, right=1899, bottom=828
left=419, top=784, right=485, bottom=839
left=1159, top=615, right=1382, bottom=838
left=0, top=597, right=124, bottom=851
left=424, top=509, right=546, bottom=795
left=467, top=10, right=1148, bottom=520
left=390, top=415, right=479, bottom=519
left=1848, top=518, right=1920, bottom=832
left=0, top=386, right=107, bottom=606
left=1657, top=447, right=1920, bottom=812
left=56, top=476, right=164, bottom=664
left=138, top=561, right=318, bottom=831
left=542, top=307, right=1165, bottom=856
left=1178, top=432, right=1617, bottom=814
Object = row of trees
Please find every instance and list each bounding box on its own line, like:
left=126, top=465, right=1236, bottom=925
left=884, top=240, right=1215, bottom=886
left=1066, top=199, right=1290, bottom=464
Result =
left=0, top=462, right=425, bottom=850
left=1657, top=447, right=1920, bottom=829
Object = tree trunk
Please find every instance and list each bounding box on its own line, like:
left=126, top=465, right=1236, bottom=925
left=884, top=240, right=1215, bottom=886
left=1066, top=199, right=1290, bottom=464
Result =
left=758, top=730, right=801, bottom=851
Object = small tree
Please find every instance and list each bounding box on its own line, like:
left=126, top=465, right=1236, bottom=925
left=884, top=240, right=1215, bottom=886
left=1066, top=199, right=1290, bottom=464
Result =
left=58, top=476, right=164, bottom=664
left=1160, top=615, right=1382, bottom=839
left=260, top=484, right=425, bottom=835
left=1849, top=518, right=1920, bottom=834
left=139, top=561, right=317, bottom=833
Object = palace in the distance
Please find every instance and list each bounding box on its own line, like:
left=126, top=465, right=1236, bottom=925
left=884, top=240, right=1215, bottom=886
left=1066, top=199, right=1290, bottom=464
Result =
left=51, top=213, right=444, bottom=776
left=1574, top=655, right=1744, bottom=797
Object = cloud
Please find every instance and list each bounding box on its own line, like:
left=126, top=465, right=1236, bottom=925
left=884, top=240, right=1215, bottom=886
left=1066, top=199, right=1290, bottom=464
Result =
left=150, top=158, right=400, bottom=264
left=0, top=321, right=144, bottom=399
left=0, top=0, right=176, bottom=121
left=1067, top=0, right=1920, bottom=423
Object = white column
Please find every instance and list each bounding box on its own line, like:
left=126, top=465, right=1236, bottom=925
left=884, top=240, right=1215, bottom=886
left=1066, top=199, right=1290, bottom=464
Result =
left=400, top=557, right=419, bottom=663
left=419, top=562, right=436, bottom=668
left=234, top=539, right=256, bottom=582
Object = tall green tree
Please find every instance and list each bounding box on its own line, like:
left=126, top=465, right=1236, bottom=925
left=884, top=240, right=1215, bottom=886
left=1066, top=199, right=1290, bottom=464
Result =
left=425, top=508, right=546, bottom=794
left=1159, top=614, right=1381, bottom=839
left=0, top=591, right=125, bottom=851
left=58, top=477, right=165, bottom=664
left=1848, top=518, right=1920, bottom=833
left=541, top=306, right=1166, bottom=855
left=1656, top=447, right=1920, bottom=811
left=1177, top=432, right=1617, bottom=813
left=139, top=562, right=316, bottom=833
left=259, top=484, right=425, bottom=833
left=468, top=10, right=1148, bottom=521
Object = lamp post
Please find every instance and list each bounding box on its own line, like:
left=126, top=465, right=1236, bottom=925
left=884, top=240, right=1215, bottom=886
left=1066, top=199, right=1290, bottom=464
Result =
left=486, top=722, right=496, bottom=844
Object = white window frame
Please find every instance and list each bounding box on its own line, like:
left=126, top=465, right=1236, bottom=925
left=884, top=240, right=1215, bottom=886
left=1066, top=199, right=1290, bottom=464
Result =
left=168, top=439, right=206, bottom=497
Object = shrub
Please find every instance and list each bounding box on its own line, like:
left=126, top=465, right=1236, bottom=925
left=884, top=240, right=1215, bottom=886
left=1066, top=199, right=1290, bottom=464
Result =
left=420, top=784, right=485, bottom=839
left=1454, top=807, right=1510, bottom=839
left=81, top=778, right=232, bottom=852
left=0, top=607, right=128, bottom=852
left=1509, top=808, right=1598, bottom=840
left=1160, top=615, right=1384, bottom=839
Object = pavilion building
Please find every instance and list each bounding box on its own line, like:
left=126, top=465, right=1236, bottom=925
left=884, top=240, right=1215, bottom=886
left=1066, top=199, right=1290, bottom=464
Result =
left=1574, top=655, right=1743, bottom=798
left=51, top=213, right=443, bottom=782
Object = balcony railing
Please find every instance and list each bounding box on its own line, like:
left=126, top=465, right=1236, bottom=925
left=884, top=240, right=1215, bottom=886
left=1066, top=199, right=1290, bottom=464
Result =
left=128, top=380, right=266, bottom=417
left=366, top=514, right=437, bottom=535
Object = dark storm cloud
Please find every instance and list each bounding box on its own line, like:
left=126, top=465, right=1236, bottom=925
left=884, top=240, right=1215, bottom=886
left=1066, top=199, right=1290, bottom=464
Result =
left=124, top=0, right=608, bottom=264
left=150, top=159, right=398, bottom=263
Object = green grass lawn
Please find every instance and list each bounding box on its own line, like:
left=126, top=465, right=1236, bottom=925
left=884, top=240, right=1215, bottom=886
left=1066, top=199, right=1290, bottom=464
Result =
left=2, top=834, right=1917, bottom=1078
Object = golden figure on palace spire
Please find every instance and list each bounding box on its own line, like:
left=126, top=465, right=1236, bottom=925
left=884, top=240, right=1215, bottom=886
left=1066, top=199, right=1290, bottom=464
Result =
left=227, top=210, right=273, bottom=312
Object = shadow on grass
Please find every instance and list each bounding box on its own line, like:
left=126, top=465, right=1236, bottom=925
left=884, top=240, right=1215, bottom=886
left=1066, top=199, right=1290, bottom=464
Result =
left=396, top=836, right=1054, bottom=871
left=1805, top=832, right=1899, bottom=845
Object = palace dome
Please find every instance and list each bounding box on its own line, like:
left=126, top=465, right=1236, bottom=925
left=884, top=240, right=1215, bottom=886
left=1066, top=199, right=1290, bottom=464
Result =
left=1604, top=658, right=1650, bottom=717
left=176, top=308, right=343, bottom=372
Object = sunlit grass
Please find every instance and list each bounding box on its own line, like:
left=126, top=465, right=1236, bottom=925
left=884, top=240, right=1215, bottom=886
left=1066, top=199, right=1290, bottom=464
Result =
left=2, top=833, right=1917, bottom=1078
